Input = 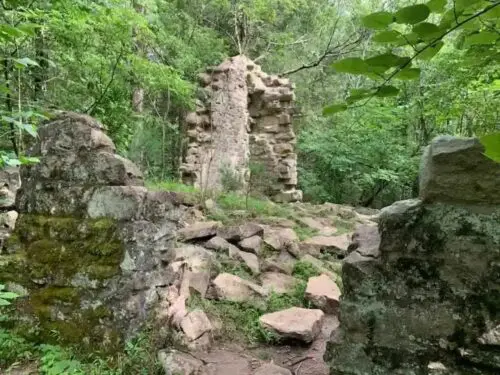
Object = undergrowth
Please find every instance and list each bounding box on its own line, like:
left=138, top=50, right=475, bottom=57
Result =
left=188, top=281, right=311, bottom=345
left=0, top=289, right=162, bottom=375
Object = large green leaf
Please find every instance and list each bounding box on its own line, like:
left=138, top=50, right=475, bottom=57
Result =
left=465, top=31, right=499, bottom=46
left=376, top=85, right=400, bottom=97
left=323, top=103, right=348, bottom=115
left=373, top=30, right=402, bottom=43
left=332, top=58, right=370, bottom=74
left=346, top=88, right=377, bottom=103
left=480, top=133, right=500, bottom=162
left=413, top=22, right=441, bottom=40
left=417, top=41, right=444, bottom=60
left=426, top=0, right=447, bottom=13
left=366, top=53, right=409, bottom=68
left=395, top=4, right=431, bottom=25
left=395, top=68, right=421, bottom=80
left=456, top=0, right=484, bottom=12
left=362, top=11, right=394, bottom=30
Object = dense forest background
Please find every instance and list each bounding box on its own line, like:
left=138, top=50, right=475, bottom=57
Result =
left=1, top=0, right=499, bottom=208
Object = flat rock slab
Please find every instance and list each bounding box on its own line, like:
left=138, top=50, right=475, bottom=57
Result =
left=299, top=234, right=351, bottom=257
left=264, top=227, right=298, bottom=251
left=259, top=307, right=324, bottom=343
left=180, top=310, right=213, bottom=341
left=178, top=221, right=220, bottom=241
left=217, top=223, right=263, bottom=242
left=212, top=273, right=267, bottom=302
left=197, top=349, right=255, bottom=375
left=305, top=274, right=341, bottom=314
left=255, top=363, right=292, bottom=375
left=238, top=235, right=263, bottom=255
left=260, top=272, right=297, bottom=294
left=158, top=350, right=203, bottom=375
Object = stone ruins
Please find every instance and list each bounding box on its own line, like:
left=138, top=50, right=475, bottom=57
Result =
left=181, top=55, right=302, bottom=203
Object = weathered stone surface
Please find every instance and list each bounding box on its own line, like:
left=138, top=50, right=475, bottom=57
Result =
left=299, top=234, right=351, bottom=258
left=205, top=236, right=239, bottom=254
left=478, top=325, right=500, bottom=346
left=259, top=307, right=324, bottom=343
left=217, top=223, right=263, bottom=242
left=87, top=186, right=147, bottom=220
left=177, top=221, right=219, bottom=241
left=254, top=363, right=292, bottom=375
left=238, top=235, right=262, bottom=254
left=262, top=250, right=296, bottom=275
left=419, top=135, right=500, bottom=205
left=305, top=274, right=341, bottom=314
left=263, top=227, right=298, bottom=252
left=181, top=56, right=302, bottom=202
left=158, top=350, right=204, bottom=375
left=347, top=224, right=380, bottom=258
left=327, top=192, right=500, bottom=374
left=300, top=254, right=338, bottom=282
left=260, top=272, right=297, bottom=294
left=180, top=310, right=212, bottom=341
left=235, top=249, right=260, bottom=275
left=1, top=113, right=185, bottom=353
left=212, top=273, right=267, bottom=302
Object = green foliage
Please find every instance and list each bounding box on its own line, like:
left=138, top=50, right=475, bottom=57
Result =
left=292, top=261, right=321, bottom=282
left=0, top=329, right=35, bottom=367
left=188, top=281, right=309, bottom=345
left=0, top=284, right=18, bottom=306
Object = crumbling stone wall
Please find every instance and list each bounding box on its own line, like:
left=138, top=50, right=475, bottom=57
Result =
left=326, top=136, right=500, bottom=374
left=0, top=113, right=192, bottom=352
left=181, top=55, right=302, bottom=202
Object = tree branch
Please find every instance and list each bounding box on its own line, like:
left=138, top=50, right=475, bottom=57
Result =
left=85, top=46, right=125, bottom=115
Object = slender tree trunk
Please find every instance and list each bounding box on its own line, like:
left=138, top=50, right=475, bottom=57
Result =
left=2, top=59, right=18, bottom=156
left=132, top=0, right=145, bottom=113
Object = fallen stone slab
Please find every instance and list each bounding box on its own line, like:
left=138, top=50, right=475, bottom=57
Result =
left=305, top=274, right=341, bottom=314
left=238, top=235, right=263, bottom=255
left=260, top=272, right=297, bottom=294
left=158, top=350, right=204, bottom=375
left=180, top=310, right=213, bottom=341
left=259, top=307, right=324, bottom=343
left=212, top=273, right=267, bottom=302
left=255, top=363, right=292, bottom=375
left=299, top=234, right=351, bottom=258
left=177, top=221, right=220, bottom=241
left=217, top=223, right=263, bottom=242
left=263, top=227, right=298, bottom=252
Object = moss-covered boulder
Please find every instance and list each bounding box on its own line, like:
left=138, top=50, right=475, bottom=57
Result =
left=326, top=137, right=500, bottom=375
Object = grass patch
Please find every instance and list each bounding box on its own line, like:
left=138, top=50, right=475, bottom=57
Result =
left=213, top=254, right=255, bottom=282
left=146, top=180, right=200, bottom=195
left=292, top=261, right=321, bottom=282
left=293, top=225, right=319, bottom=241
left=188, top=281, right=311, bottom=345
left=331, top=217, right=356, bottom=235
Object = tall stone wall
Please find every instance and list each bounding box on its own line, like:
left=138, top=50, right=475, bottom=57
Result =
left=181, top=55, right=302, bottom=202
left=326, top=136, right=500, bottom=374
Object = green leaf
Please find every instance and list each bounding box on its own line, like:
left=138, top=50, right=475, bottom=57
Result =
left=416, top=41, right=444, bottom=60
left=365, top=53, right=410, bottom=68
left=347, top=88, right=376, bottom=103
left=13, top=57, right=40, bottom=69
left=362, top=11, right=394, bottom=30
left=426, top=0, right=447, bottom=13
left=395, top=68, right=421, bottom=80
left=480, top=132, right=500, bottom=163
left=19, top=156, right=40, bottom=165
left=395, top=5, right=431, bottom=25
left=412, top=22, right=441, bottom=40
left=0, top=299, right=11, bottom=306
left=373, top=30, right=402, bottom=43
left=456, top=0, right=483, bottom=12
left=376, top=85, right=400, bottom=97
left=332, top=58, right=370, bottom=74
left=323, top=103, right=348, bottom=115
left=0, top=292, right=18, bottom=299
left=465, top=31, right=498, bottom=46
left=0, top=24, right=26, bottom=40
left=22, top=124, right=38, bottom=138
